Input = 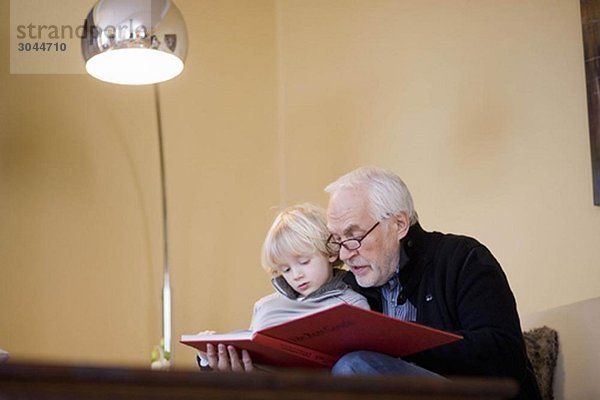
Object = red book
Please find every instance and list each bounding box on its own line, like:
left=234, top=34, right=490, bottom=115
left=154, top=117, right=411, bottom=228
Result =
left=180, top=303, right=462, bottom=368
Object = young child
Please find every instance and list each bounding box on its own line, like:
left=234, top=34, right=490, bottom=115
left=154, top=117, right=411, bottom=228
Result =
left=250, top=203, right=369, bottom=331
left=197, top=203, right=369, bottom=369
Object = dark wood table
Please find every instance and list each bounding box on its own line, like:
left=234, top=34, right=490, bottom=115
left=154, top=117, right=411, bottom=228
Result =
left=0, top=362, right=518, bottom=400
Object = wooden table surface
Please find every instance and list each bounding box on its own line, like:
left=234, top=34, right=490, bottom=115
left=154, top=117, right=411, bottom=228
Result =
left=0, top=361, right=518, bottom=400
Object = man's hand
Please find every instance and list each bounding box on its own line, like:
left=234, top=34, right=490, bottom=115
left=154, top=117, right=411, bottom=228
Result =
left=206, top=343, right=254, bottom=372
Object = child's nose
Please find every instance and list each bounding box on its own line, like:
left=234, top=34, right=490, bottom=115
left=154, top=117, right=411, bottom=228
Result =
left=293, top=269, right=304, bottom=279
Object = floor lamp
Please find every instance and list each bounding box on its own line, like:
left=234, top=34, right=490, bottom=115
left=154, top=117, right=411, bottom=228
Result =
left=81, top=0, right=188, bottom=369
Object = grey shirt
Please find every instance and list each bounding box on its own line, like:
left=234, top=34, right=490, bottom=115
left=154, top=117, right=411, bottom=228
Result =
left=250, top=269, right=370, bottom=331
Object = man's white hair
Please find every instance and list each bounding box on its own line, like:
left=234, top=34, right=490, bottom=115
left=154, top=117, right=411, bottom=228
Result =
left=324, top=166, right=418, bottom=225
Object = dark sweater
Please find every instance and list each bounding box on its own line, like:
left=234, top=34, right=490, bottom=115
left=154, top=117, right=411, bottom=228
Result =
left=344, top=223, right=541, bottom=400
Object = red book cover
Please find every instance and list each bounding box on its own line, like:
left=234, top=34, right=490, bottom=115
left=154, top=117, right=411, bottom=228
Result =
left=180, top=303, right=462, bottom=368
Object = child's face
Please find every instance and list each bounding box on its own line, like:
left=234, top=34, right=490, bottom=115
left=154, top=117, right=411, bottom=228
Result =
left=275, top=252, right=333, bottom=296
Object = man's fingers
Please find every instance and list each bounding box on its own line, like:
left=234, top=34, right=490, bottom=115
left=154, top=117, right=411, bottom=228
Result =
left=241, top=349, right=254, bottom=372
left=227, top=345, right=244, bottom=372
left=217, top=344, right=231, bottom=371
left=205, top=343, right=252, bottom=372
left=206, top=344, right=218, bottom=369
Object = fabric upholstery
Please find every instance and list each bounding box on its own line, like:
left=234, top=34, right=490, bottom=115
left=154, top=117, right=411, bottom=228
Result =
left=523, top=326, right=559, bottom=400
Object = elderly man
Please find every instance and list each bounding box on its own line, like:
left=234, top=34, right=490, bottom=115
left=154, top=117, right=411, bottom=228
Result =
left=324, top=166, right=540, bottom=400
left=204, top=166, right=540, bottom=400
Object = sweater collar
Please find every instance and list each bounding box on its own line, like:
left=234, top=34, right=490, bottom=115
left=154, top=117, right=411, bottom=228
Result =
left=397, top=222, right=430, bottom=298
left=271, top=268, right=349, bottom=300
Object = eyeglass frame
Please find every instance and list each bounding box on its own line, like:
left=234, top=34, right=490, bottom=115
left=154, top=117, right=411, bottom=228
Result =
left=326, top=221, right=380, bottom=253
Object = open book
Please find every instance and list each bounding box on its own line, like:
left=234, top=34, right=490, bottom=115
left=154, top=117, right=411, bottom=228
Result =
left=180, top=303, right=462, bottom=368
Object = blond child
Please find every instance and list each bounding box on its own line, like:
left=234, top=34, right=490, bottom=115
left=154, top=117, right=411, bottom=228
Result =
left=199, top=203, right=369, bottom=370
left=250, top=203, right=369, bottom=331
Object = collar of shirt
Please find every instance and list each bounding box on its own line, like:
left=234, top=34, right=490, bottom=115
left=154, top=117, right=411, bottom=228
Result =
left=382, top=244, right=410, bottom=291
left=380, top=243, right=418, bottom=321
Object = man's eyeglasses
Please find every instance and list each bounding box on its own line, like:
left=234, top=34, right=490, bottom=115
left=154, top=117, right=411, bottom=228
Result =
left=327, top=221, right=380, bottom=253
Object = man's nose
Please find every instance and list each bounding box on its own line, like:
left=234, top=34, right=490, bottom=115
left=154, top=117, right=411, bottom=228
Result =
left=339, top=246, right=358, bottom=261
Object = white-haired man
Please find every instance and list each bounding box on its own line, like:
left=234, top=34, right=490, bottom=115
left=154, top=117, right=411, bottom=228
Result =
left=324, top=166, right=540, bottom=400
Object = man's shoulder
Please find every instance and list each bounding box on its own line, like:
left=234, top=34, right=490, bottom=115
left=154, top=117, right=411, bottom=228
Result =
left=412, top=224, right=493, bottom=262
left=434, top=230, right=483, bottom=249
left=415, top=223, right=484, bottom=248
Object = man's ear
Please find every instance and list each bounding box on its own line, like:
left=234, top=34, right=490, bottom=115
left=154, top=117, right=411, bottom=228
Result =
left=393, top=212, right=410, bottom=241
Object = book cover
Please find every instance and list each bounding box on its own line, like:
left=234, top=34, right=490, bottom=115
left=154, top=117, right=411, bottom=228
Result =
left=180, top=303, right=462, bottom=368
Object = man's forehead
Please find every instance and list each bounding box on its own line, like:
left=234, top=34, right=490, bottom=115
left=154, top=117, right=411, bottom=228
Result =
left=327, top=189, right=369, bottom=230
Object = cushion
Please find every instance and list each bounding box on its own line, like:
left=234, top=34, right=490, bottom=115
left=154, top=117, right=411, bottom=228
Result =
left=523, top=326, right=559, bottom=400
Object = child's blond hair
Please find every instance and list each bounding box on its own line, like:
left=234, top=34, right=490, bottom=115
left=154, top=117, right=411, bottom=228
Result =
left=261, top=203, right=338, bottom=276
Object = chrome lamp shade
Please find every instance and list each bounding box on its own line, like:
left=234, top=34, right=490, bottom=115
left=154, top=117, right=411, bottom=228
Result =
left=81, top=0, right=188, bottom=85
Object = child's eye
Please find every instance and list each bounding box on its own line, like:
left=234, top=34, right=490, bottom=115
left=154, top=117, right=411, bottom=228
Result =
left=299, top=259, right=310, bottom=265
left=280, top=266, right=291, bottom=273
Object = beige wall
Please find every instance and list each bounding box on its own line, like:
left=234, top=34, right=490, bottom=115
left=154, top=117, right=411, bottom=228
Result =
left=277, top=0, right=600, bottom=318
left=0, top=0, right=279, bottom=367
left=1, top=0, right=598, bottom=369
